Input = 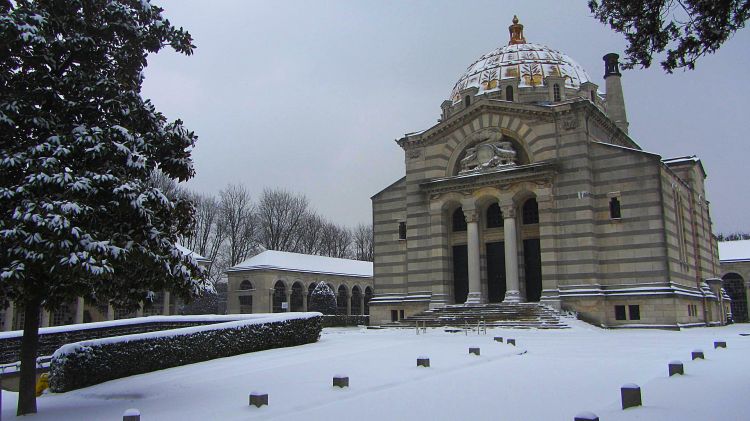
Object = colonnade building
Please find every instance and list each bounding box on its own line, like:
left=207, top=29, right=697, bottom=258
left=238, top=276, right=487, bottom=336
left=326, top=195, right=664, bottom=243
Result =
left=370, top=17, right=727, bottom=328
left=226, top=250, right=374, bottom=315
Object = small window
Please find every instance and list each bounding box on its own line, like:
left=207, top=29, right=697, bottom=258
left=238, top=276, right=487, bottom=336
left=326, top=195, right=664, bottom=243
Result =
left=391, top=310, right=398, bottom=322
left=553, top=83, right=561, bottom=102
left=239, top=296, right=253, bottom=306
left=506, top=86, right=514, bottom=101
left=486, top=203, right=503, bottom=228
left=615, top=305, right=626, bottom=320
left=398, top=221, right=406, bottom=240
left=609, top=197, right=622, bottom=219
left=628, top=305, right=640, bottom=321
left=240, top=280, right=253, bottom=290
left=464, top=95, right=471, bottom=108
left=590, top=90, right=596, bottom=102
left=399, top=309, right=405, bottom=320
left=452, top=208, right=467, bottom=232
left=522, top=198, right=538, bottom=225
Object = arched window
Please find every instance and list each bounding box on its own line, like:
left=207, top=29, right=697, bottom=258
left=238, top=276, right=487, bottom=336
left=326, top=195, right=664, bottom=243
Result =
left=272, top=281, right=286, bottom=313
left=351, top=286, right=362, bottom=315
left=464, top=95, right=471, bottom=108
left=506, top=86, right=514, bottom=101
left=364, top=287, right=373, bottom=315
left=522, top=198, right=539, bottom=225
left=239, top=280, right=253, bottom=290
left=291, top=282, right=304, bottom=312
left=553, top=84, right=561, bottom=102
left=452, top=208, right=467, bottom=232
left=307, top=283, right=316, bottom=305
left=337, top=285, right=348, bottom=315
left=486, top=203, right=503, bottom=228
left=239, top=295, right=253, bottom=313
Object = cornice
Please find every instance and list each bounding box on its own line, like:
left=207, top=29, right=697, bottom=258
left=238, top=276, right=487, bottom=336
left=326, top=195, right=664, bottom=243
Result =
left=420, top=161, right=558, bottom=195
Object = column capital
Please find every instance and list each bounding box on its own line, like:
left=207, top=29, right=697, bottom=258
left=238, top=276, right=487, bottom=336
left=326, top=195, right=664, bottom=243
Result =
left=463, top=209, right=479, bottom=223
left=501, top=205, right=516, bottom=218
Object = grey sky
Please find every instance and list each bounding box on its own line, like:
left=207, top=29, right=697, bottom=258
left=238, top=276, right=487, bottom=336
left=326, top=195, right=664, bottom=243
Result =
left=141, top=0, right=750, bottom=234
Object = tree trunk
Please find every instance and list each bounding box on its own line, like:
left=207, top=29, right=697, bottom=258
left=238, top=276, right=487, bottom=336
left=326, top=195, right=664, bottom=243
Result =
left=17, top=299, right=41, bottom=415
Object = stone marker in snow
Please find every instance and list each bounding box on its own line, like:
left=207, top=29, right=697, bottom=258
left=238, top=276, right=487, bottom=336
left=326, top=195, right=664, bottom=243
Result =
left=668, top=360, right=684, bottom=376
left=692, top=350, right=704, bottom=360
left=620, top=383, right=642, bottom=409
left=333, top=375, right=349, bottom=388
left=469, top=347, right=480, bottom=356
left=494, top=336, right=503, bottom=342
left=123, top=408, right=141, bottom=421
left=507, top=338, right=516, bottom=346
left=417, top=356, right=430, bottom=367
left=249, top=392, right=268, bottom=407
left=714, top=341, right=726, bottom=349
left=574, top=411, right=599, bottom=421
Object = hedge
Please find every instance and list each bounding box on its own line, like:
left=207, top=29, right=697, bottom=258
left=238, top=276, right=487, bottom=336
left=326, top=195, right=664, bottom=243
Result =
left=49, top=313, right=322, bottom=392
left=321, top=315, right=369, bottom=327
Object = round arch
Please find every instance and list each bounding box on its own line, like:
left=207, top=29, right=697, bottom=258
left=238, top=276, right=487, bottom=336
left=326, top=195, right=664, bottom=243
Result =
left=351, top=285, right=363, bottom=315
left=722, top=272, right=748, bottom=322
left=272, top=280, right=286, bottom=313
left=364, top=286, right=373, bottom=315
left=336, top=284, right=349, bottom=315
left=290, top=281, right=304, bottom=312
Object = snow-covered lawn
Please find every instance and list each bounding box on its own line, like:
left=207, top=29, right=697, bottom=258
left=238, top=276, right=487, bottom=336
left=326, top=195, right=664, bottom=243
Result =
left=3, top=320, right=749, bottom=420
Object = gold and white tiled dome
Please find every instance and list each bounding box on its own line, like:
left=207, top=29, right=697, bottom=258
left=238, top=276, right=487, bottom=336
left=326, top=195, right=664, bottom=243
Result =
left=449, top=16, right=592, bottom=104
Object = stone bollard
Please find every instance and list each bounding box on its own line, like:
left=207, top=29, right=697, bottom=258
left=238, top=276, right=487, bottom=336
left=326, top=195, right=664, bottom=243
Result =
left=123, top=408, right=141, bottom=421
left=574, top=411, right=599, bottom=421
left=249, top=392, right=268, bottom=407
left=714, top=341, right=727, bottom=349
left=494, top=336, right=503, bottom=342
left=417, top=356, right=430, bottom=367
left=469, top=347, right=480, bottom=356
left=692, top=350, right=704, bottom=360
left=506, top=338, right=516, bottom=346
left=668, top=360, right=684, bottom=376
left=333, top=375, right=349, bottom=388
left=621, top=384, right=642, bottom=409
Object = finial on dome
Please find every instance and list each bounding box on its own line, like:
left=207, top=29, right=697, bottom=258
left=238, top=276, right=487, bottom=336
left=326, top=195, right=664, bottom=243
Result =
left=508, top=15, right=526, bottom=45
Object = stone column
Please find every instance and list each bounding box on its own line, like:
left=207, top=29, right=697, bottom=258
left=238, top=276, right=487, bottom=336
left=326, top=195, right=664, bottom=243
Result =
left=74, top=297, right=85, bottom=324
left=107, top=303, right=115, bottom=321
left=135, top=302, right=144, bottom=318
left=162, top=291, right=171, bottom=316
left=41, top=309, right=51, bottom=327
left=502, top=206, right=521, bottom=303
left=4, top=301, right=15, bottom=331
left=285, top=291, right=292, bottom=312
left=360, top=295, right=366, bottom=315
left=464, top=209, right=482, bottom=304
left=346, top=293, right=352, bottom=316
left=269, top=289, right=274, bottom=312
left=302, top=292, right=308, bottom=312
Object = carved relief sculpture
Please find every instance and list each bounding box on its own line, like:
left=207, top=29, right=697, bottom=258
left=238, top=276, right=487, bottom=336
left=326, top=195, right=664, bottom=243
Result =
left=458, top=133, right=518, bottom=175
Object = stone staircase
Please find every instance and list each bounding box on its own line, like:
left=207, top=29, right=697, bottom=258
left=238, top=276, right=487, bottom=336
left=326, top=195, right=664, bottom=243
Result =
left=382, top=303, right=569, bottom=329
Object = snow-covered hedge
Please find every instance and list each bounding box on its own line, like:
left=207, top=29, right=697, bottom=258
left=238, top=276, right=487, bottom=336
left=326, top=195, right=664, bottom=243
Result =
left=49, top=313, right=322, bottom=392
left=322, top=315, right=369, bottom=327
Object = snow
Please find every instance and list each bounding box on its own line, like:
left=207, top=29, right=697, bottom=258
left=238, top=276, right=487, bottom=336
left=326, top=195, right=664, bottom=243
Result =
left=175, top=243, right=209, bottom=263
left=228, top=250, right=373, bottom=278
left=2, top=321, right=749, bottom=420
left=718, top=239, right=750, bottom=262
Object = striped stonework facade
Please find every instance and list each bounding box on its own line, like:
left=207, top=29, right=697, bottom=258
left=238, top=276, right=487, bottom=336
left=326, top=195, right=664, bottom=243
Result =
left=370, top=50, right=725, bottom=329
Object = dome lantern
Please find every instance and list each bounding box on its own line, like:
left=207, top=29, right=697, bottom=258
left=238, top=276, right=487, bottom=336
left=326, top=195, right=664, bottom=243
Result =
left=508, top=15, right=526, bottom=45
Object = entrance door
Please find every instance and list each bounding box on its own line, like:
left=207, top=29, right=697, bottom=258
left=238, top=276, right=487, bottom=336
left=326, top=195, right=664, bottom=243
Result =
left=452, top=245, right=468, bottom=304
left=486, top=242, right=506, bottom=303
left=523, top=239, right=542, bottom=302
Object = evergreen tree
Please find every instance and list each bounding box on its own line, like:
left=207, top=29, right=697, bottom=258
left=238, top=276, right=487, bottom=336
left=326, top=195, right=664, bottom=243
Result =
left=0, top=0, right=202, bottom=414
left=589, top=0, right=750, bottom=72
left=308, top=282, right=337, bottom=315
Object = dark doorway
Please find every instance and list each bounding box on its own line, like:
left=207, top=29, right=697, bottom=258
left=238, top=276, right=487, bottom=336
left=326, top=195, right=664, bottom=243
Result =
left=523, top=239, right=542, bottom=302
left=272, top=281, right=286, bottom=313
left=722, top=273, right=748, bottom=322
left=452, top=245, right=469, bottom=304
left=486, top=242, right=506, bottom=303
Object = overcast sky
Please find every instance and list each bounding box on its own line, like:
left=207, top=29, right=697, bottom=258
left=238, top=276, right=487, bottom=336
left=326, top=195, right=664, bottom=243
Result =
left=141, top=0, right=750, bottom=234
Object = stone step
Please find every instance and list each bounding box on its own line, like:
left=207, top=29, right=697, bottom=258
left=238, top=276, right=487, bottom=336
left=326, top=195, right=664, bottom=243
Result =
left=384, top=303, right=569, bottom=329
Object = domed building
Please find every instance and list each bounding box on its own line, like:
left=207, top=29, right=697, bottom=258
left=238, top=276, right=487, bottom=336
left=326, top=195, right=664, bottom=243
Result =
left=370, top=17, right=728, bottom=328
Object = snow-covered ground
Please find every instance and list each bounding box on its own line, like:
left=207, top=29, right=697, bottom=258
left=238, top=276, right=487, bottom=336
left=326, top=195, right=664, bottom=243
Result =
left=3, top=320, right=749, bottom=420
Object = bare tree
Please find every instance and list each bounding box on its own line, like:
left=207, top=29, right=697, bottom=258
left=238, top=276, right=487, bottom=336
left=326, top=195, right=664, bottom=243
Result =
left=257, top=188, right=309, bottom=251
left=320, top=222, right=353, bottom=258
left=294, top=211, right=326, bottom=255
left=219, top=184, right=258, bottom=267
left=353, top=223, right=374, bottom=262
left=181, top=192, right=225, bottom=282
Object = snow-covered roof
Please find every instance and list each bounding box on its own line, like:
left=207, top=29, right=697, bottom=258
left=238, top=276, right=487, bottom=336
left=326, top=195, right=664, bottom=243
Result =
left=176, top=244, right=210, bottom=263
left=719, top=240, right=750, bottom=263
left=228, top=250, right=373, bottom=278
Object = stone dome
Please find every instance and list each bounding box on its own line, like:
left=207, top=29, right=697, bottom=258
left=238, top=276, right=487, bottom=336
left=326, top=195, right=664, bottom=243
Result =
left=449, top=17, right=592, bottom=104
